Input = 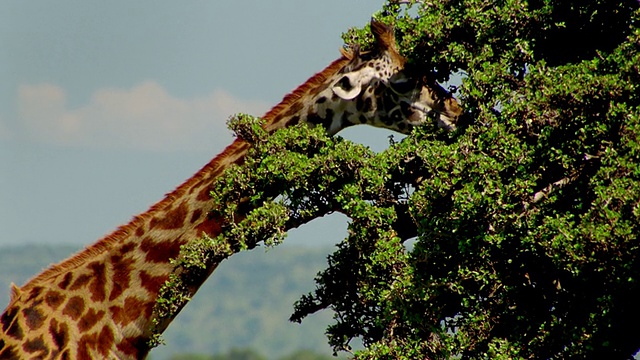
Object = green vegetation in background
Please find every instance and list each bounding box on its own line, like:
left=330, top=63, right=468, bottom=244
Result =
left=167, top=348, right=337, bottom=360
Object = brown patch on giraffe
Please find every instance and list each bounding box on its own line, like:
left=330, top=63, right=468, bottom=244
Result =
left=87, top=261, right=107, bottom=302
left=111, top=296, right=146, bottom=326
left=195, top=213, right=223, bottom=236
left=109, top=254, right=134, bottom=301
left=117, top=241, right=136, bottom=256
left=130, top=295, right=154, bottom=322
left=77, top=327, right=115, bottom=358
left=1, top=306, right=24, bottom=340
left=25, top=286, right=43, bottom=303
left=22, top=335, right=48, bottom=357
left=44, top=290, right=65, bottom=310
left=288, top=115, right=301, bottom=126
left=60, top=349, right=71, bottom=360
left=5, top=321, right=23, bottom=341
left=140, top=236, right=186, bottom=264
left=0, top=305, right=16, bottom=332
left=135, top=226, right=145, bottom=237
left=58, top=272, right=73, bottom=290
left=190, top=209, right=203, bottom=224
left=62, top=296, right=85, bottom=320
left=78, top=308, right=105, bottom=332
left=139, top=271, right=168, bottom=296
left=117, top=336, right=147, bottom=357
left=282, top=101, right=304, bottom=118
left=0, top=343, right=19, bottom=360
left=77, top=333, right=94, bottom=360
left=49, top=318, right=69, bottom=353
left=197, top=185, right=212, bottom=201
left=48, top=348, right=63, bottom=360
left=108, top=305, right=123, bottom=326
left=149, top=201, right=189, bottom=230
left=97, top=326, right=115, bottom=356
left=69, top=273, right=92, bottom=290
left=21, top=307, right=45, bottom=331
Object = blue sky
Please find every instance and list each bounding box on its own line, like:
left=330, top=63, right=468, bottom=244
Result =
left=0, top=1, right=403, bottom=248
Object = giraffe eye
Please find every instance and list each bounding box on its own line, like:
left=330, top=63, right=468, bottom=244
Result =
left=389, top=77, right=417, bottom=94
left=338, top=76, right=353, bottom=91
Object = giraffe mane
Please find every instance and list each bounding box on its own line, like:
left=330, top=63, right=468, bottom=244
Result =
left=16, top=48, right=355, bottom=296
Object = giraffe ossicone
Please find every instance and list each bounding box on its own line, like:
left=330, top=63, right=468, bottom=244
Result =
left=0, top=19, right=461, bottom=360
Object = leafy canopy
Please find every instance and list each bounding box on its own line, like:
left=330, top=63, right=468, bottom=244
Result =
left=166, top=1, right=640, bottom=359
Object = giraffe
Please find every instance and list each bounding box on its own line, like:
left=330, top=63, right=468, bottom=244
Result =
left=0, top=20, right=461, bottom=360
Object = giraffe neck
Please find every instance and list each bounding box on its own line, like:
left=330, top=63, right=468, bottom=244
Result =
left=0, top=56, right=352, bottom=360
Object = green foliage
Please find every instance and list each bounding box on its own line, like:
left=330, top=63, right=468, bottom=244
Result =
left=277, top=349, right=339, bottom=360
left=201, top=1, right=640, bottom=359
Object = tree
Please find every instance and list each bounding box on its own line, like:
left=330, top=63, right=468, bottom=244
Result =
left=168, top=1, right=640, bottom=359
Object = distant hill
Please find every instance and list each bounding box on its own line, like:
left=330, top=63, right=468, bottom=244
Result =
left=0, top=244, right=347, bottom=360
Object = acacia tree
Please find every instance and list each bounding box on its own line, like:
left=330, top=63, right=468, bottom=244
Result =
left=166, top=1, right=640, bottom=358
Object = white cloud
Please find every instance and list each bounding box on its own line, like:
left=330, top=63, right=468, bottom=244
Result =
left=17, top=82, right=270, bottom=151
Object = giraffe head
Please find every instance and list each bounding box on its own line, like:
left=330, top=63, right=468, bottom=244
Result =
left=318, top=20, right=462, bottom=135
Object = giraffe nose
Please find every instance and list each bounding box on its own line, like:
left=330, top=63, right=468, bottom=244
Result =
left=406, top=110, right=427, bottom=125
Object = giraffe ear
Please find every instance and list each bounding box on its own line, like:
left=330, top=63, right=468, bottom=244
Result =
left=370, top=20, right=396, bottom=53
left=332, top=68, right=376, bottom=100
left=370, top=19, right=405, bottom=65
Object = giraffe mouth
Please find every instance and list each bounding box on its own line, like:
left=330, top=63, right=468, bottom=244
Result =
left=409, top=102, right=432, bottom=114
left=406, top=103, right=434, bottom=125
left=410, top=102, right=458, bottom=131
